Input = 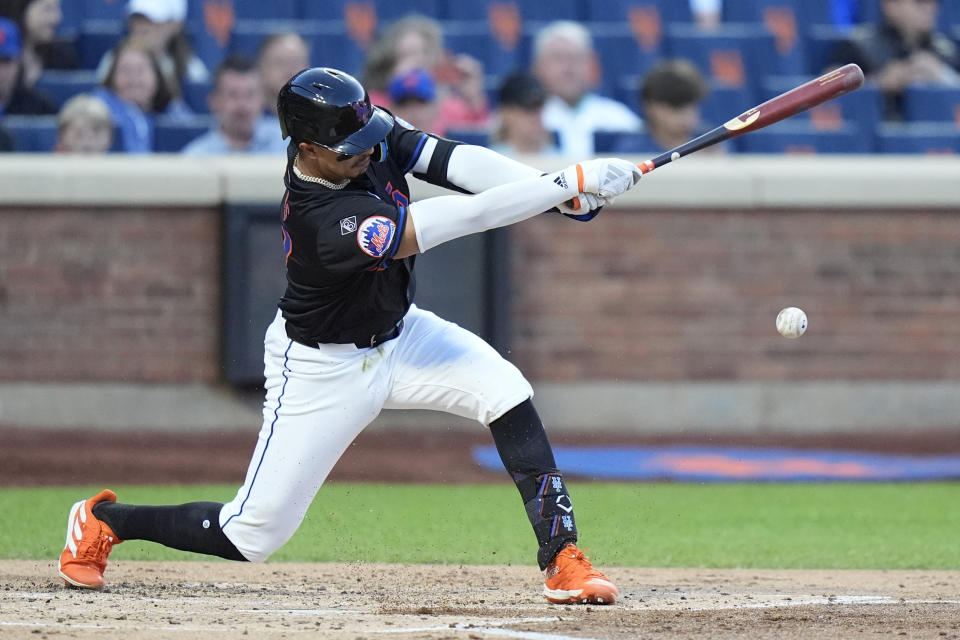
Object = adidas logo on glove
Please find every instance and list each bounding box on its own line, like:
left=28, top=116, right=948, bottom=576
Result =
left=553, top=174, right=568, bottom=190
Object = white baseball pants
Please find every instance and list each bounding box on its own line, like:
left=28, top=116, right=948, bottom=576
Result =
left=219, top=305, right=533, bottom=562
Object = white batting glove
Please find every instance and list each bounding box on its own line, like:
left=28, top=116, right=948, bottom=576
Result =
left=556, top=192, right=607, bottom=216
left=575, top=158, right=643, bottom=199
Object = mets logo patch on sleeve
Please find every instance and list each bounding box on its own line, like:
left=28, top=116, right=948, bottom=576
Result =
left=357, top=216, right=397, bottom=258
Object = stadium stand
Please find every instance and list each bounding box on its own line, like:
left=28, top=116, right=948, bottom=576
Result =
left=876, top=122, right=960, bottom=154
left=75, top=20, right=125, bottom=70
left=3, top=116, right=59, bottom=153
left=736, top=121, right=873, bottom=154
left=903, top=86, right=960, bottom=126
left=593, top=130, right=660, bottom=154
left=154, top=115, right=217, bottom=152
left=445, top=130, right=492, bottom=147
left=35, top=71, right=100, bottom=109
left=760, top=75, right=884, bottom=136
left=11, top=0, right=960, bottom=156
left=585, top=0, right=693, bottom=25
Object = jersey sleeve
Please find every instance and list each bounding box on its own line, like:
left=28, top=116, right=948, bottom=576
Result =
left=384, top=115, right=464, bottom=191
left=313, top=193, right=408, bottom=272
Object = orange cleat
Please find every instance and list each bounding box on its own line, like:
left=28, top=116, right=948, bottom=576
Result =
left=543, top=543, right=619, bottom=605
left=57, top=490, right=122, bottom=589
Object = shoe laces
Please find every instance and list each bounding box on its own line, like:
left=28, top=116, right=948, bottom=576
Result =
left=552, top=545, right=608, bottom=582
left=76, top=524, right=115, bottom=569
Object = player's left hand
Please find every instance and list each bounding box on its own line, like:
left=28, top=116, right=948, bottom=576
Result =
left=556, top=192, right=606, bottom=222
left=577, top=158, right=643, bottom=199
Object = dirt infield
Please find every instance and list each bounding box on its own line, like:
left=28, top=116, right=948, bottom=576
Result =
left=2, top=561, right=959, bottom=639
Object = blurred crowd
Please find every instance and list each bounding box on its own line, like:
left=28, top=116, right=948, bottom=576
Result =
left=0, top=0, right=958, bottom=156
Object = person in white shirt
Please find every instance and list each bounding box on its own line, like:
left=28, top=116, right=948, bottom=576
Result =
left=182, top=54, right=284, bottom=155
left=533, top=21, right=641, bottom=158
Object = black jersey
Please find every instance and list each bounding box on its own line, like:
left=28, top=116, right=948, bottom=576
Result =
left=278, top=118, right=458, bottom=346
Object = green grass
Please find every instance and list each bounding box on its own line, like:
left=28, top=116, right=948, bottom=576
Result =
left=4, top=482, right=959, bottom=569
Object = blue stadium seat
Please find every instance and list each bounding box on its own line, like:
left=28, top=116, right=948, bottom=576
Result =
left=719, top=1, right=809, bottom=75
left=58, top=0, right=84, bottom=37
left=445, top=130, right=490, bottom=147
left=585, top=0, right=693, bottom=25
left=35, top=71, right=100, bottom=108
left=185, top=0, right=234, bottom=73
left=737, top=121, right=873, bottom=153
left=664, top=24, right=774, bottom=98
left=3, top=116, right=59, bottom=152
left=876, top=123, right=960, bottom=154
left=939, top=0, right=960, bottom=30
left=443, top=0, right=581, bottom=21
left=82, top=0, right=127, bottom=22
left=806, top=24, right=848, bottom=73
left=594, top=130, right=660, bottom=154
left=593, top=28, right=661, bottom=100
left=699, top=85, right=754, bottom=126
left=373, top=0, right=441, bottom=21
left=233, top=0, right=297, bottom=20
left=182, top=80, right=211, bottom=114
left=759, top=75, right=883, bottom=134
left=444, top=22, right=529, bottom=78
left=154, top=115, right=216, bottom=152
left=903, top=86, right=960, bottom=125
left=76, top=20, right=124, bottom=70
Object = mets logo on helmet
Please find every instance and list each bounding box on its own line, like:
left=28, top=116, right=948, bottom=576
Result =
left=351, top=101, right=372, bottom=124
left=357, top=215, right=396, bottom=258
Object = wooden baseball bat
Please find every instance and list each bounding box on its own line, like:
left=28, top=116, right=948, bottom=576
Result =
left=634, top=63, right=865, bottom=175
left=564, top=63, right=865, bottom=212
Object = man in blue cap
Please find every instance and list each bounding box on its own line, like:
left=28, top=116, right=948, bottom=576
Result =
left=0, top=17, right=56, bottom=116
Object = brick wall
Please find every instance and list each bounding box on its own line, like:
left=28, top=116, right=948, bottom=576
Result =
left=2, top=203, right=959, bottom=384
left=0, top=206, right=220, bottom=382
left=510, top=207, right=960, bottom=381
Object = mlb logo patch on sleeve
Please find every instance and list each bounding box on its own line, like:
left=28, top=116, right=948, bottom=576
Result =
left=357, top=216, right=397, bottom=257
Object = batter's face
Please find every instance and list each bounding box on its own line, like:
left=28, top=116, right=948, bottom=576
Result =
left=300, top=143, right=375, bottom=182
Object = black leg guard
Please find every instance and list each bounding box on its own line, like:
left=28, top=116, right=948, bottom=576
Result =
left=92, top=501, right=247, bottom=561
left=489, top=399, right=578, bottom=570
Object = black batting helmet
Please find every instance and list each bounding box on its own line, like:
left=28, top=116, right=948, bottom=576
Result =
left=277, top=67, right=393, bottom=155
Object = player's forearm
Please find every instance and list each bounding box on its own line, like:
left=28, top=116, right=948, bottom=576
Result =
left=405, top=169, right=579, bottom=255
left=445, top=144, right=543, bottom=192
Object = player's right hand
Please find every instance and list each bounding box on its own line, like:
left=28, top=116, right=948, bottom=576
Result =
left=575, top=158, right=643, bottom=199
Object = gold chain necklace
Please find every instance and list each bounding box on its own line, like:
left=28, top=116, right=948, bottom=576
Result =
left=293, top=154, right=350, bottom=189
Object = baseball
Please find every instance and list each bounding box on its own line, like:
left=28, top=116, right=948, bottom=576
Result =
left=670, top=151, right=680, bottom=161
left=776, top=307, right=807, bottom=338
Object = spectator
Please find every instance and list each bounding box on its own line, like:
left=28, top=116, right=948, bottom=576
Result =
left=639, top=59, right=719, bottom=154
left=491, top=71, right=559, bottom=156
left=362, top=15, right=489, bottom=132
left=0, top=0, right=78, bottom=87
left=54, top=93, right=114, bottom=153
left=0, top=17, right=56, bottom=115
left=828, top=0, right=960, bottom=120
left=92, top=39, right=174, bottom=152
left=254, top=31, right=310, bottom=148
left=257, top=32, right=309, bottom=117
left=533, top=21, right=641, bottom=157
left=385, top=67, right=441, bottom=134
left=97, top=0, right=208, bottom=107
left=182, top=54, right=285, bottom=155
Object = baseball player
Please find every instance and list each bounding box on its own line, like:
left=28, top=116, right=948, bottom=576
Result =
left=57, top=67, right=642, bottom=605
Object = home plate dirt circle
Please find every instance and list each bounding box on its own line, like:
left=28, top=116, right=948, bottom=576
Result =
left=2, top=561, right=958, bottom=639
